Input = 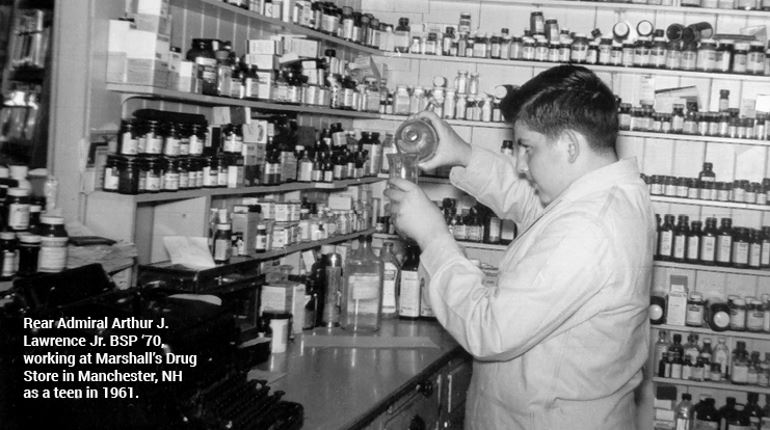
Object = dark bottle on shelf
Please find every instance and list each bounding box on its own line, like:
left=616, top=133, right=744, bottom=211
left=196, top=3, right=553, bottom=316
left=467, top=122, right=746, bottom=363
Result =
left=745, top=392, right=764, bottom=428
left=719, top=397, right=739, bottom=430
left=700, top=217, right=718, bottom=265
left=731, top=227, right=750, bottom=268
left=657, top=214, right=675, bottom=261
left=715, top=217, right=734, bottom=267
left=686, top=220, right=702, bottom=263
left=693, top=397, right=719, bottom=429
left=672, top=215, right=689, bottom=262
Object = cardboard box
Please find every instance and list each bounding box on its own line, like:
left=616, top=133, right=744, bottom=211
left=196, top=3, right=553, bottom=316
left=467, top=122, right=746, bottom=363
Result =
left=666, top=275, right=689, bottom=326
left=289, top=37, right=320, bottom=58
left=106, top=19, right=130, bottom=83
left=259, top=281, right=306, bottom=335
left=135, top=0, right=170, bottom=16
left=244, top=53, right=279, bottom=70
left=247, top=39, right=283, bottom=55
left=125, top=28, right=170, bottom=86
left=174, top=61, right=198, bottom=93
left=132, top=12, right=172, bottom=37
left=243, top=120, right=269, bottom=144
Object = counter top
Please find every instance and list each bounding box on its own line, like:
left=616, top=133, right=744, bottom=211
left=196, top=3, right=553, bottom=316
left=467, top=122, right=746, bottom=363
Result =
left=256, top=319, right=466, bottom=430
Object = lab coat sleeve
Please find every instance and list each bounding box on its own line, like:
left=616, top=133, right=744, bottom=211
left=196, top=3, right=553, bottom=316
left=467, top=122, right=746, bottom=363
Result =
left=449, top=146, right=543, bottom=228
left=420, top=212, right=611, bottom=361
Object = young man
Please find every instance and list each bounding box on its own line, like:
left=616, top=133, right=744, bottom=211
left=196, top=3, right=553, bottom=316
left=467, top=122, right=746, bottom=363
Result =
left=384, top=65, right=655, bottom=429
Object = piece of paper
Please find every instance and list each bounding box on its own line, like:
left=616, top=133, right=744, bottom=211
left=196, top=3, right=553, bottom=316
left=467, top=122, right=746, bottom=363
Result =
left=162, top=236, right=215, bottom=268
left=301, top=335, right=439, bottom=349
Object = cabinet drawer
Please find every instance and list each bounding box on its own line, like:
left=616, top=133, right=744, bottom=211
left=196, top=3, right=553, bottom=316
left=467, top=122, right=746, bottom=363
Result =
left=382, top=376, right=441, bottom=430
left=446, top=359, right=472, bottom=414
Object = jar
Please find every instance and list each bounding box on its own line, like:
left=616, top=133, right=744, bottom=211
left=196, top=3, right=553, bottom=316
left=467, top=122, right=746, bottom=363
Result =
left=610, top=43, right=623, bottom=66
left=671, top=104, right=685, bottom=133
left=163, top=122, right=181, bottom=157
left=117, top=156, right=141, bottom=195
left=650, top=37, right=668, bottom=68
left=681, top=43, right=697, bottom=70
left=103, top=155, right=120, bottom=192
left=732, top=42, right=749, bottom=73
left=709, top=301, right=731, bottom=331
left=750, top=229, right=763, bottom=268
left=17, top=234, right=40, bottom=276
left=665, top=42, right=682, bottom=69
left=178, top=157, right=190, bottom=190
left=650, top=295, right=667, bottom=325
left=7, top=187, right=30, bottom=231
left=570, top=34, right=588, bottom=63
left=521, top=37, right=536, bottom=60
left=598, top=38, right=613, bottom=64
left=142, top=120, right=163, bottom=155
left=534, top=39, right=548, bottom=62
left=633, top=37, right=651, bottom=67
left=747, top=298, right=765, bottom=332
left=747, top=41, right=765, bottom=74
left=696, top=39, right=717, bottom=71
left=530, top=11, right=545, bottom=35
left=732, top=179, right=747, bottom=202
left=686, top=292, right=705, bottom=326
left=730, top=297, right=747, bottom=331
left=188, top=124, right=206, bottom=156
left=143, top=156, right=162, bottom=192
left=38, top=215, right=68, bottom=273
left=118, top=119, right=138, bottom=155
left=716, top=41, right=733, bottom=72
left=649, top=175, right=664, bottom=195
left=618, top=103, right=632, bottom=130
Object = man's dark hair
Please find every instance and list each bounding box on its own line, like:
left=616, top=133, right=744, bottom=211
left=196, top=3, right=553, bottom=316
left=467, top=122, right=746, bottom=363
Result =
left=501, top=65, right=618, bottom=154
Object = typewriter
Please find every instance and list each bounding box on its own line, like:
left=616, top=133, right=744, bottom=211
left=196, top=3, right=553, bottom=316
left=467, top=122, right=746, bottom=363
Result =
left=0, top=264, right=302, bottom=430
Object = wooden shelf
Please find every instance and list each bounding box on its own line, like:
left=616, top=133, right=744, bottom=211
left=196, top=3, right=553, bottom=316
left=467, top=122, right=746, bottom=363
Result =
left=255, top=228, right=375, bottom=260
left=433, top=0, right=770, bottom=17
left=90, top=177, right=385, bottom=204
left=175, top=0, right=383, bottom=55
left=373, top=233, right=508, bottom=251
left=652, top=323, right=770, bottom=341
left=652, top=377, right=770, bottom=395
left=379, top=115, right=510, bottom=130
left=650, top=195, right=770, bottom=211
left=385, top=53, right=770, bottom=83
left=621, top=130, right=770, bottom=147
left=105, top=83, right=382, bottom=119
left=654, top=260, right=770, bottom=276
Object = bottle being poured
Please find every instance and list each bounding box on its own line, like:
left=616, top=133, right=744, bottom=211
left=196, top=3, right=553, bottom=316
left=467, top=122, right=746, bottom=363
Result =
left=394, top=99, right=440, bottom=163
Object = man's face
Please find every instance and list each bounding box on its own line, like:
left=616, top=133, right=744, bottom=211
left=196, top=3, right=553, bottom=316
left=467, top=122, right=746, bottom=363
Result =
left=513, top=121, right=568, bottom=205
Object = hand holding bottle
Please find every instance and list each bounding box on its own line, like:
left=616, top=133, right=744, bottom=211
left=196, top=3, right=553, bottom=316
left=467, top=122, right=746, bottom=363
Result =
left=384, top=177, right=450, bottom=250
left=408, top=110, right=472, bottom=172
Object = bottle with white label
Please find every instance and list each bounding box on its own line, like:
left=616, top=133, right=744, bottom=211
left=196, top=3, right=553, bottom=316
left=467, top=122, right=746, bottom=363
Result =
left=341, top=236, right=383, bottom=332
left=212, top=223, right=232, bottom=264
left=715, top=218, right=733, bottom=266
left=398, top=243, right=421, bottom=320
left=380, top=242, right=400, bottom=319
left=657, top=214, right=675, bottom=260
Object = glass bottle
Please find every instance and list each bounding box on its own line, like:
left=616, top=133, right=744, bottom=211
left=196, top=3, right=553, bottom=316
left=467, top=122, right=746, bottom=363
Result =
left=658, top=214, right=675, bottom=260
left=398, top=242, right=421, bottom=320
left=745, top=392, right=764, bottom=428
left=694, top=397, right=720, bottom=428
left=673, top=215, right=689, bottom=261
left=716, top=218, right=733, bottom=266
left=380, top=242, right=400, bottom=319
left=687, top=220, right=702, bottom=263
left=654, top=330, right=671, bottom=372
left=674, top=393, right=694, bottom=430
left=683, top=333, right=701, bottom=366
left=341, top=236, right=383, bottom=332
left=732, top=341, right=749, bottom=384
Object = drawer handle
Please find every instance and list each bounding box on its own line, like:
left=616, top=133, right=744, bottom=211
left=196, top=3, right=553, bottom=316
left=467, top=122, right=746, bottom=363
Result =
left=418, top=380, right=433, bottom=397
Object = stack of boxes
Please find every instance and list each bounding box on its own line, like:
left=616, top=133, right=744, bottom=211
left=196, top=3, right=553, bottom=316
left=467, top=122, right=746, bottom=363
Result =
left=654, top=385, right=677, bottom=429
left=107, top=0, right=172, bottom=87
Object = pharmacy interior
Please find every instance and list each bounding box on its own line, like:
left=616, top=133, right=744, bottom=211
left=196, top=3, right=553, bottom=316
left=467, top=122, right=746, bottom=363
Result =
left=2, top=0, right=770, bottom=428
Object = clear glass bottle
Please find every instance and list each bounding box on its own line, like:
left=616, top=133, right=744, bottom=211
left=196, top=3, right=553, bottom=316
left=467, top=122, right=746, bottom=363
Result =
left=714, top=336, right=730, bottom=379
left=341, top=236, right=383, bottom=332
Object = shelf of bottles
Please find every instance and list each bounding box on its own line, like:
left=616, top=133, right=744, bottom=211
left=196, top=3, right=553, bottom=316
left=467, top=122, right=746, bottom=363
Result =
left=436, top=0, right=770, bottom=16
left=105, top=83, right=382, bottom=119
left=379, top=115, right=510, bottom=130
left=372, top=232, right=509, bottom=251
left=652, top=323, right=770, bottom=342
left=92, top=176, right=385, bottom=204
left=255, top=227, right=375, bottom=261
left=383, top=53, right=770, bottom=83
left=651, top=196, right=770, bottom=211
left=621, top=130, right=770, bottom=148
left=654, top=260, right=770, bottom=276
left=653, top=377, right=770, bottom=395
left=176, top=0, right=384, bottom=56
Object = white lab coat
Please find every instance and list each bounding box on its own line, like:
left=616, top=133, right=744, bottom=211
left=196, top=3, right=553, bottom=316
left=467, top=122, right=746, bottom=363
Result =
left=420, top=147, right=655, bottom=430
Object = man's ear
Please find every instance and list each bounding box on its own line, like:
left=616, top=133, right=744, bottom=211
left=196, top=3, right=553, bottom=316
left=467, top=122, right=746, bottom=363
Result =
left=561, top=130, right=581, bottom=164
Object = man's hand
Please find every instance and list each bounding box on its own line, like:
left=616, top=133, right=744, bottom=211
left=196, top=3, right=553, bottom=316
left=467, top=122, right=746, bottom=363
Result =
left=409, top=111, right=473, bottom=171
left=384, top=178, right=450, bottom=250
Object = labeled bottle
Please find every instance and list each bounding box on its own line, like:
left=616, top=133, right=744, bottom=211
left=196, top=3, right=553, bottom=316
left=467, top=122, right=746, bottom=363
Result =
left=732, top=341, right=750, bottom=384
left=674, top=393, right=694, bottom=430
left=212, top=223, right=232, bottom=264
left=658, top=214, right=675, bottom=260
left=673, top=215, right=689, bottom=261
left=398, top=242, right=421, bottom=320
left=380, top=242, right=400, bottom=319
left=341, top=237, right=383, bottom=332
left=700, top=217, right=718, bottom=264
left=694, top=397, right=720, bottom=429
left=686, top=220, right=702, bottom=262
left=37, top=215, right=68, bottom=273
left=716, top=218, right=734, bottom=266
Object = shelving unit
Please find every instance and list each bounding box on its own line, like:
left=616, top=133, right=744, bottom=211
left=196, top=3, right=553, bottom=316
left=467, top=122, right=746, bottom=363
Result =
left=652, top=323, right=770, bottom=342
left=384, top=53, right=770, bottom=83
left=90, top=176, right=384, bottom=204
left=653, top=260, right=770, bottom=276
left=652, top=377, right=770, bottom=395
left=434, top=0, right=770, bottom=16
left=373, top=232, right=508, bottom=252
left=106, top=83, right=382, bottom=119
left=175, top=0, right=384, bottom=56
left=255, top=228, right=376, bottom=261
left=650, top=196, right=770, bottom=211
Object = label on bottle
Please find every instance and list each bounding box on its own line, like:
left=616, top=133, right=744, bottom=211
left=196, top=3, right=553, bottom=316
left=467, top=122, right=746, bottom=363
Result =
left=38, top=237, right=68, bottom=272
left=686, top=236, right=700, bottom=261
left=732, top=362, right=749, bottom=384
left=454, top=225, right=467, bottom=241
left=686, top=304, right=703, bottom=326
left=700, top=236, right=716, bottom=262
left=103, top=167, right=119, bottom=190
left=659, top=230, right=673, bottom=257
left=145, top=136, right=163, bottom=154
left=121, top=132, right=137, bottom=155
left=716, top=235, right=732, bottom=263
left=750, top=243, right=762, bottom=267
left=730, top=308, right=746, bottom=330
left=733, top=241, right=749, bottom=265
left=164, top=137, right=180, bottom=156
left=1, top=250, right=16, bottom=278
left=693, top=419, right=718, bottom=430
left=8, top=203, right=30, bottom=230
left=213, top=239, right=229, bottom=261
left=146, top=173, right=161, bottom=192
left=399, top=270, right=420, bottom=318
left=163, top=172, right=179, bottom=191
left=670, top=362, right=682, bottom=379
left=673, top=234, right=686, bottom=259
left=382, top=263, right=398, bottom=315
left=189, top=135, right=203, bottom=155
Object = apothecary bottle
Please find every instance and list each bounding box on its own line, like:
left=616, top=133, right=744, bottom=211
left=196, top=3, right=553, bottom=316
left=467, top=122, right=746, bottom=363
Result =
left=38, top=215, right=69, bottom=273
left=715, top=218, right=733, bottom=266
left=380, top=242, right=400, bottom=319
left=686, top=220, right=702, bottom=263
left=657, top=214, right=675, bottom=260
left=700, top=217, right=718, bottom=265
left=341, top=236, right=383, bottom=332
left=673, top=215, right=689, bottom=262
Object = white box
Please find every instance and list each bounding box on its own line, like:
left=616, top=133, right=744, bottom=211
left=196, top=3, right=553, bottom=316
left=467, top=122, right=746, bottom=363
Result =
left=136, top=0, right=170, bottom=16
left=247, top=39, right=283, bottom=55
left=665, top=275, right=688, bottom=326
left=106, top=19, right=130, bottom=83
left=244, top=53, right=279, bottom=70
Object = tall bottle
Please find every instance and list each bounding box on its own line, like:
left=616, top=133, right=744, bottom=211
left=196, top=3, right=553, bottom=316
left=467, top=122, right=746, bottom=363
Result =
left=714, top=336, right=731, bottom=380
left=398, top=242, right=421, bottom=320
left=380, top=242, right=400, bottom=319
left=745, top=392, right=765, bottom=429
left=654, top=330, right=671, bottom=371
left=693, top=397, right=719, bottom=429
left=658, top=214, right=675, bottom=260
left=674, top=393, right=694, bottom=430
left=341, top=236, right=383, bottom=332
left=719, top=397, right=739, bottom=430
